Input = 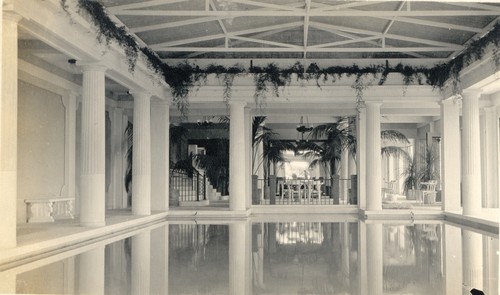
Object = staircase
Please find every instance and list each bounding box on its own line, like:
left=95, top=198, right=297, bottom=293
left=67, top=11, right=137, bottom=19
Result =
left=170, top=169, right=221, bottom=207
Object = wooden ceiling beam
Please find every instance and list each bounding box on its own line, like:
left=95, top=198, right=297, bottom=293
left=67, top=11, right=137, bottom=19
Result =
left=111, top=10, right=500, bottom=17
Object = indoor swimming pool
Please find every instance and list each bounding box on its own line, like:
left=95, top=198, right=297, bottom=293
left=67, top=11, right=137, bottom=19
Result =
left=2, top=219, right=498, bottom=295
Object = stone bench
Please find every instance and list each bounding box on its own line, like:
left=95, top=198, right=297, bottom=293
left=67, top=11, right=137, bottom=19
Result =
left=24, top=197, right=75, bottom=223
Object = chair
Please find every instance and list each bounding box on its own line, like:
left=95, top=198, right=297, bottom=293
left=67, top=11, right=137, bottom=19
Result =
left=420, top=180, right=438, bottom=204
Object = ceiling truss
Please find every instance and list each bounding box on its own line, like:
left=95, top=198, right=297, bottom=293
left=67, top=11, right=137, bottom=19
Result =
left=104, top=0, right=500, bottom=60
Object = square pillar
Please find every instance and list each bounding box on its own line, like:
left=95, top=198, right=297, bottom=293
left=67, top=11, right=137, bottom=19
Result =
left=365, top=102, right=382, bottom=211
left=229, top=100, right=247, bottom=211
left=357, top=108, right=367, bottom=209
left=440, top=98, right=461, bottom=212
left=482, top=106, right=499, bottom=208
left=151, top=100, right=170, bottom=211
left=1, top=11, right=22, bottom=246
left=131, top=91, right=152, bottom=215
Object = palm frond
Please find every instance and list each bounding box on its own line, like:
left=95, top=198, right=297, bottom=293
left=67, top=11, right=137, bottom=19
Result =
left=381, top=146, right=411, bottom=163
left=381, top=130, right=410, bottom=144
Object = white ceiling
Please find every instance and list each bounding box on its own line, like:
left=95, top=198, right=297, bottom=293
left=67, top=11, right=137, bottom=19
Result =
left=100, top=0, right=500, bottom=64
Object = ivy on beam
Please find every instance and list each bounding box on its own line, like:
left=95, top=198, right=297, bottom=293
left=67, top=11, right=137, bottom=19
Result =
left=64, top=0, right=500, bottom=116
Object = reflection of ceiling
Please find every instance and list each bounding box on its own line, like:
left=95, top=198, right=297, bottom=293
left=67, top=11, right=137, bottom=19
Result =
left=100, top=0, right=500, bottom=64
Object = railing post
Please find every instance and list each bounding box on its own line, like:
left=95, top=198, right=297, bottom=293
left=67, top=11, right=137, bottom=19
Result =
left=203, top=173, right=207, bottom=200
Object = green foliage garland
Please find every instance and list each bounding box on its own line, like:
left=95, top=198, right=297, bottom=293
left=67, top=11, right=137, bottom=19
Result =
left=64, top=0, right=499, bottom=115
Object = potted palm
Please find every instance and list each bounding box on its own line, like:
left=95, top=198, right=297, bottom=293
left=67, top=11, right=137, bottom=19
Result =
left=402, top=156, right=419, bottom=200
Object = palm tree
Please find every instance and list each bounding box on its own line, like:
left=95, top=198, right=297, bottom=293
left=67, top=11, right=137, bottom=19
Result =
left=304, top=117, right=411, bottom=203
left=252, top=116, right=294, bottom=178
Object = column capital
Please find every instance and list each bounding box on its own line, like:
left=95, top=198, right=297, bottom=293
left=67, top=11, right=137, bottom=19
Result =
left=3, top=11, right=23, bottom=23
left=490, top=90, right=500, bottom=106
left=80, top=63, right=107, bottom=72
left=440, top=96, right=461, bottom=106
left=129, top=90, right=151, bottom=100
left=228, top=99, right=247, bottom=107
left=364, top=101, right=383, bottom=107
left=461, top=88, right=482, bottom=99
left=151, top=98, right=171, bottom=107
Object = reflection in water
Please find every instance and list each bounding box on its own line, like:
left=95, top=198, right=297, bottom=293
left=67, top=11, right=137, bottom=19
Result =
left=3, top=221, right=498, bottom=295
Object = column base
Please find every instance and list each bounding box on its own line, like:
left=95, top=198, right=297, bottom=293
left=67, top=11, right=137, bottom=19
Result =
left=80, top=174, right=105, bottom=227
left=132, top=174, right=151, bottom=215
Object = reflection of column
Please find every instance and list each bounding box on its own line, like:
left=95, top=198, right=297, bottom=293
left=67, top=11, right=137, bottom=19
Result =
left=366, top=102, right=382, bottom=211
left=462, top=230, right=483, bottom=293
left=366, top=223, right=383, bottom=295
left=106, top=240, right=128, bottom=294
left=132, top=91, right=152, bottom=215
left=443, top=224, right=462, bottom=294
left=79, top=246, right=105, bottom=295
left=132, top=231, right=151, bottom=295
left=357, top=108, right=367, bottom=209
left=341, top=222, right=350, bottom=278
left=482, top=106, right=499, bottom=208
left=252, top=223, right=265, bottom=290
left=0, top=272, right=16, bottom=294
left=483, top=235, right=499, bottom=294
left=1, top=11, right=22, bottom=247
left=151, top=100, right=170, bottom=211
left=80, top=65, right=107, bottom=227
left=440, top=99, right=461, bottom=212
left=229, top=101, right=247, bottom=211
left=151, top=225, right=169, bottom=295
left=230, top=222, right=248, bottom=295
left=461, top=89, right=482, bottom=215
left=358, top=222, right=368, bottom=295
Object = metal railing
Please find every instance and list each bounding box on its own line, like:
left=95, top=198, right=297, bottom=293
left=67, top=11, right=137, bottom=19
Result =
left=254, top=177, right=356, bottom=205
left=170, top=169, right=206, bottom=202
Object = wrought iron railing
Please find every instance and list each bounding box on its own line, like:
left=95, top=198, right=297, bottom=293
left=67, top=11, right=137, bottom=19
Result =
left=170, top=169, right=206, bottom=202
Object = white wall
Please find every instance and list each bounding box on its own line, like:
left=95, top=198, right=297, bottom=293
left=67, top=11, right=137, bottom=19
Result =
left=17, top=81, right=65, bottom=223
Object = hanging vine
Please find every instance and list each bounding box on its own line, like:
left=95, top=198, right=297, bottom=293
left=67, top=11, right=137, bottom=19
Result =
left=62, top=0, right=500, bottom=116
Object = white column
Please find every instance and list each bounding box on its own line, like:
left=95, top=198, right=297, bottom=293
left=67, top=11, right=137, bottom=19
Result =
left=348, top=150, right=356, bottom=176
left=366, top=223, right=383, bottom=295
left=483, top=106, right=499, bottom=208
left=229, top=222, right=247, bottom=295
left=463, top=229, right=483, bottom=292
left=244, top=107, right=252, bottom=208
left=132, top=231, right=151, bottom=295
left=151, top=100, right=170, bottom=211
left=151, top=225, right=169, bottom=295
left=229, top=100, right=247, bottom=211
left=357, top=108, right=367, bottom=209
left=461, top=89, right=483, bottom=215
left=109, top=107, right=126, bottom=209
left=79, top=246, right=105, bottom=295
left=80, top=65, right=107, bottom=227
left=62, top=91, right=77, bottom=199
left=366, top=102, right=382, bottom=211
left=340, top=149, right=349, bottom=203
left=443, top=224, right=463, bottom=295
left=441, top=98, right=462, bottom=212
left=1, top=11, right=22, bottom=247
left=131, top=91, right=151, bottom=215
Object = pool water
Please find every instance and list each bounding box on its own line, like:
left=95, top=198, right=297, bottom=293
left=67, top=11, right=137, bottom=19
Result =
left=6, top=220, right=499, bottom=295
